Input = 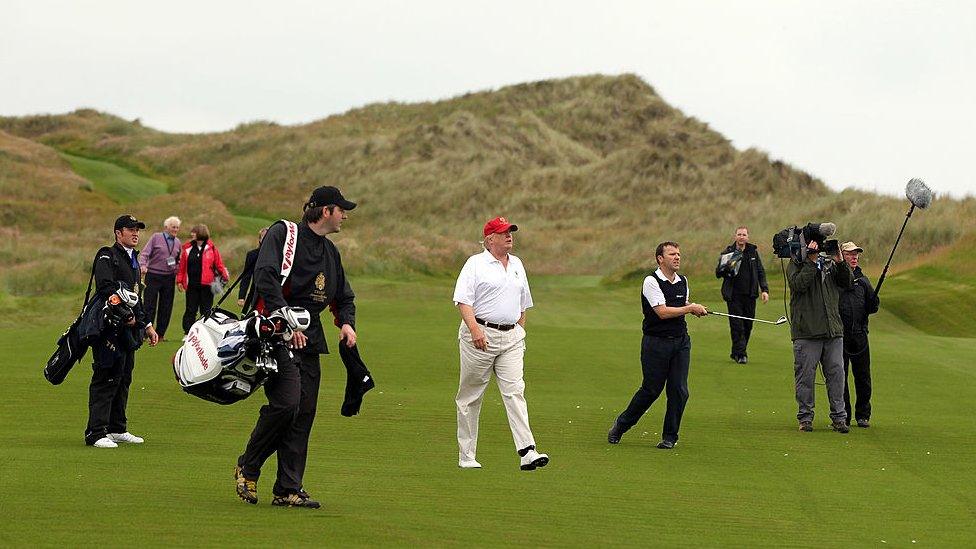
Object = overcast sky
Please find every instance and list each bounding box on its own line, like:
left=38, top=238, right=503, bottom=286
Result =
left=2, top=1, right=973, bottom=197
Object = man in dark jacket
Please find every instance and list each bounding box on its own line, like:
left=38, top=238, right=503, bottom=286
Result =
left=235, top=186, right=357, bottom=509
left=715, top=226, right=770, bottom=364
left=787, top=239, right=853, bottom=433
left=838, top=241, right=880, bottom=428
left=86, top=215, right=159, bottom=448
left=237, top=227, right=268, bottom=311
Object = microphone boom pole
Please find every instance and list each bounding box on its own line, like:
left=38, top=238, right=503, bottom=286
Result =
left=874, top=178, right=933, bottom=299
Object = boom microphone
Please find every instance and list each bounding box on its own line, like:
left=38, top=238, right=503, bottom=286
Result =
left=875, top=178, right=935, bottom=297
left=906, top=178, right=933, bottom=209
left=819, top=223, right=836, bottom=238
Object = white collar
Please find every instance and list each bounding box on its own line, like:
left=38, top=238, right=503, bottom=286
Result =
left=481, top=249, right=508, bottom=264
left=655, top=267, right=679, bottom=284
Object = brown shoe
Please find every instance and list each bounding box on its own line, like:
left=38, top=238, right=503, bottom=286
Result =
left=234, top=466, right=258, bottom=504
left=831, top=421, right=850, bottom=434
left=856, top=419, right=870, bottom=428
left=272, top=491, right=321, bottom=509
left=798, top=421, right=813, bottom=432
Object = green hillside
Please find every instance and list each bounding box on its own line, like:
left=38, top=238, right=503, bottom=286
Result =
left=1, top=74, right=974, bottom=335
left=59, top=152, right=167, bottom=203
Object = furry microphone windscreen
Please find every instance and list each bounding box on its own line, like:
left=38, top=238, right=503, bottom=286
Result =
left=819, top=222, right=837, bottom=237
left=906, top=178, right=933, bottom=209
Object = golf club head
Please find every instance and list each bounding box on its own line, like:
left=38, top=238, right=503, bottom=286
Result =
left=775, top=316, right=788, bottom=325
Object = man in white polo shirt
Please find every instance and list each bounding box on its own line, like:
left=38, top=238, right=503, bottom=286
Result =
left=452, top=216, right=549, bottom=471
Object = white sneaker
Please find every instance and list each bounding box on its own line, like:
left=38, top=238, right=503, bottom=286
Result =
left=108, top=432, right=144, bottom=444
left=458, top=459, right=482, bottom=469
left=92, top=437, right=118, bottom=449
left=520, top=449, right=549, bottom=471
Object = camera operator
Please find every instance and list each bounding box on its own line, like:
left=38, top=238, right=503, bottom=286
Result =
left=85, top=215, right=159, bottom=448
left=787, top=238, right=853, bottom=433
left=715, top=226, right=770, bottom=364
left=838, top=242, right=879, bottom=428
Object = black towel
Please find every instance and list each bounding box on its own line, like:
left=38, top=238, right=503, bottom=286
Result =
left=338, top=343, right=375, bottom=417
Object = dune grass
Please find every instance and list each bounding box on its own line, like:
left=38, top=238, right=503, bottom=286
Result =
left=5, top=76, right=974, bottom=279
left=1, top=276, right=973, bottom=546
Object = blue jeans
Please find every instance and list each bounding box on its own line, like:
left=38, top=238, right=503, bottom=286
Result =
left=616, top=334, right=691, bottom=443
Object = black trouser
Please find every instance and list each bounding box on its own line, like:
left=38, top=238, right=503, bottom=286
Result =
left=238, top=350, right=321, bottom=496
left=843, top=332, right=872, bottom=424
left=144, top=272, right=176, bottom=338
left=726, top=294, right=757, bottom=358
left=182, top=282, right=214, bottom=333
left=616, top=334, right=691, bottom=443
left=85, top=337, right=135, bottom=444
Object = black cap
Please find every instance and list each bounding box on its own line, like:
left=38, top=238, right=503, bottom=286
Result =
left=306, top=186, right=356, bottom=211
left=114, top=215, right=146, bottom=231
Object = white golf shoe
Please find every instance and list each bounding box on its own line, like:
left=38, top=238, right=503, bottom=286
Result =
left=92, top=437, right=118, bottom=448
left=458, top=459, right=482, bottom=469
left=519, top=449, right=549, bottom=471
left=108, top=432, right=144, bottom=444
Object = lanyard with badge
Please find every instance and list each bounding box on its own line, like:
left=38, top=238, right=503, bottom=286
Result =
left=165, top=235, right=177, bottom=268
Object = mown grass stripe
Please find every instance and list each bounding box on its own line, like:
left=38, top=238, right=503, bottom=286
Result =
left=59, top=152, right=167, bottom=204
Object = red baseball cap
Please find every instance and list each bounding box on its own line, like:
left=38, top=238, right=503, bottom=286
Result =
left=483, top=216, right=518, bottom=237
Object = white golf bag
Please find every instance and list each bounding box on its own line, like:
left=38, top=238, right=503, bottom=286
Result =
left=173, top=307, right=311, bottom=405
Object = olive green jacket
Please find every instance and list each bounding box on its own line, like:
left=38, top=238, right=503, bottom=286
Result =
left=787, top=258, right=853, bottom=340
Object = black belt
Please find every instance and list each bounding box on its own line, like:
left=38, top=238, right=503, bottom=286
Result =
left=476, top=318, right=516, bottom=331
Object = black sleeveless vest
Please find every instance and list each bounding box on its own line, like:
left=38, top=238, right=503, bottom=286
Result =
left=641, top=271, right=688, bottom=337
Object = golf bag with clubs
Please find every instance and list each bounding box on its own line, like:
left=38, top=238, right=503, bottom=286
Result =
left=173, top=306, right=311, bottom=405
left=45, top=275, right=141, bottom=385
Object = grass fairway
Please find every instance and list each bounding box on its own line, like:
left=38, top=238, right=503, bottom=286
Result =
left=1, top=276, right=973, bottom=546
left=59, top=152, right=167, bottom=204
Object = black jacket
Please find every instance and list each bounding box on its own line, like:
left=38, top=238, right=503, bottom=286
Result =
left=93, top=243, right=148, bottom=328
left=715, top=243, right=769, bottom=302
left=338, top=342, right=375, bottom=417
left=254, top=221, right=356, bottom=355
left=838, top=266, right=880, bottom=335
left=238, top=248, right=260, bottom=303
left=91, top=243, right=148, bottom=352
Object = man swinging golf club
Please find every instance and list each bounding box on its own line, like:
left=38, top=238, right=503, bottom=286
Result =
left=608, top=241, right=708, bottom=449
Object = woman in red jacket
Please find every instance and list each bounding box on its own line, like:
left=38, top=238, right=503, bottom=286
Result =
left=177, top=224, right=230, bottom=334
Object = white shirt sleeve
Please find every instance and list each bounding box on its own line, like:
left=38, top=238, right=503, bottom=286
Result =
left=642, top=276, right=665, bottom=307
left=521, top=269, right=533, bottom=311
left=452, top=258, right=477, bottom=306
left=685, top=277, right=690, bottom=304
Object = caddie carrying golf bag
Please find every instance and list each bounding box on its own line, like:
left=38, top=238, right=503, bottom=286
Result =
left=173, top=306, right=310, bottom=405
left=45, top=280, right=141, bottom=385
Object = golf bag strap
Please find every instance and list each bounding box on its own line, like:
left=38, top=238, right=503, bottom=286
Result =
left=214, top=269, right=246, bottom=310
left=243, top=220, right=299, bottom=316
left=81, top=248, right=109, bottom=315
left=279, top=220, right=298, bottom=285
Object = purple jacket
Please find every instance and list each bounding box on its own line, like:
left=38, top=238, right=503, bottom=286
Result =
left=139, top=232, right=182, bottom=276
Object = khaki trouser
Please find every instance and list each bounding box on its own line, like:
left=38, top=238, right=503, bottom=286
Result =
left=456, top=322, right=535, bottom=462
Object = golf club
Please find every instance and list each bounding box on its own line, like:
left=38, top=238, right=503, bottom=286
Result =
left=708, top=311, right=788, bottom=325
